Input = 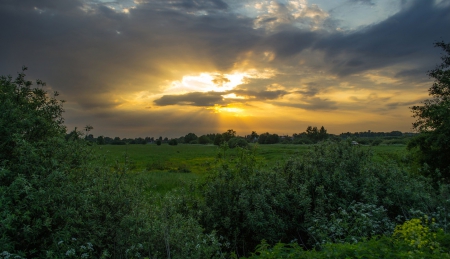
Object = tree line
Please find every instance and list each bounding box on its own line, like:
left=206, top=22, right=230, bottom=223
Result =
left=77, top=126, right=413, bottom=147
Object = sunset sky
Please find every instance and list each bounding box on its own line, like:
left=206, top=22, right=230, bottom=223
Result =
left=1, top=0, right=450, bottom=138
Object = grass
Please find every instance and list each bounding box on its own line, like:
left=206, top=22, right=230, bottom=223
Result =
left=92, top=143, right=411, bottom=195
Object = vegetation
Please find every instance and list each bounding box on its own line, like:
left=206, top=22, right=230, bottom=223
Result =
left=2, top=42, right=450, bottom=258
left=409, top=41, right=450, bottom=182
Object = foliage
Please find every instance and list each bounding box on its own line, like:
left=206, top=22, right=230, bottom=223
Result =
left=192, top=141, right=439, bottom=257
left=228, top=137, right=249, bottom=149
left=0, top=69, right=144, bottom=258
left=409, top=41, right=450, bottom=181
left=199, top=135, right=211, bottom=144
left=169, top=138, right=178, bottom=145
left=242, top=217, right=450, bottom=259
left=257, top=132, right=279, bottom=144
left=214, top=134, right=224, bottom=146
left=222, top=129, right=237, bottom=142
left=0, top=69, right=230, bottom=258
left=184, top=133, right=198, bottom=143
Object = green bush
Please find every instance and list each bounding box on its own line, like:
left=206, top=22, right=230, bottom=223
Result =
left=192, top=141, right=439, bottom=256
left=228, top=137, right=249, bottom=149
left=242, top=217, right=450, bottom=259
left=0, top=69, right=226, bottom=258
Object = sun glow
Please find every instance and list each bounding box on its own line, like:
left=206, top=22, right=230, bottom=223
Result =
left=163, top=72, right=247, bottom=94
left=208, top=104, right=245, bottom=115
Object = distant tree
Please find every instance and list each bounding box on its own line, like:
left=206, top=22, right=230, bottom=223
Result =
left=250, top=131, right=259, bottom=142
left=214, top=134, right=224, bottom=146
left=97, top=135, right=105, bottom=145
left=306, top=126, right=319, bottom=142
left=222, top=129, right=236, bottom=142
left=156, top=139, right=162, bottom=146
left=66, top=127, right=81, bottom=141
left=198, top=135, right=211, bottom=144
left=258, top=132, right=279, bottom=144
left=228, top=137, right=249, bottom=149
left=318, top=126, right=328, bottom=141
left=184, top=133, right=198, bottom=143
left=84, top=124, right=93, bottom=135
left=409, top=41, right=450, bottom=181
left=104, top=136, right=113, bottom=144
left=168, top=139, right=178, bottom=145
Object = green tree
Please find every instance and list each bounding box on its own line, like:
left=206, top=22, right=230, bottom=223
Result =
left=318, top=126, right=328, bottom=141
left=198, top=135, right=211, bottom=144
left=222, top=129, right=236, bottom=142
left=0, top=69, right=145, bottom=257
left=97, top=135, right=105, bottom=145
left=250, top=131, right=259, bottom=142
left=184, top=132, right=198, bottom=143
left=214, top=134, right=224, bottom=145
left=409, top=41, right=450, bottom=181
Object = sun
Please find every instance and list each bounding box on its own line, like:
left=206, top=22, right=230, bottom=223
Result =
left=163, top=72, right=248, bottom=94
left=208, top=104, right=245, bottom=116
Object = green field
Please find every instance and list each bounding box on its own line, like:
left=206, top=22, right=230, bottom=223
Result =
left=93, top=143, right=410, bottom=194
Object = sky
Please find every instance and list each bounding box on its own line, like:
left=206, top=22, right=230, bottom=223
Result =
left=1, top=0, right=450, bottom=138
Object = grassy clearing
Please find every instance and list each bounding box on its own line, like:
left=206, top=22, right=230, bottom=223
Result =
left=92, top=143, right=410, bottom=195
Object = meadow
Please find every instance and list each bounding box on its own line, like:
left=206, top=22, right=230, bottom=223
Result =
left=93, top=143, right=411, bottom=194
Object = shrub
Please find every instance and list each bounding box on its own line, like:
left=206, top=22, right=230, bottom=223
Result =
left=193, top=141, right=439, bottom=256
left=228, top=137, right=249, bottom=149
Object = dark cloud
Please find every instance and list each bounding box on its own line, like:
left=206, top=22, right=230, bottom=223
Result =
left=154, top=89, right=289, bottom=107
left=231, top=89, right=289, bottom=100
left=263, top=29, right=318, bottom=58
left=154, top=92, right=224, bottom=106
left=0, top=0, right=449, bottom=136
left=313, top=0, right=450, bottom=76
left=296, top=83, right=324, bottom=97
left=274, top=97, right=338, bottom=111
left=385, top=99, right=424, bottom=110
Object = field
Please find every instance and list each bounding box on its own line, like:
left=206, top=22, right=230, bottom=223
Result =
left=93, top=143, right=410, bottom=194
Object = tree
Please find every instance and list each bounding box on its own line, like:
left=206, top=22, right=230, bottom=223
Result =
left=97, top=135, right=105, bottom=145
left=222, top=129, right=236, bottom=142
left=198, top=135, right=211, bottom=144
left=409, top=41, right=450, bottom=181
left=184, top=132, right=198, bottom=143
left=214, top=134, right=224, bottom=145
left=318, top=126, right=328, bottom=141
left=250, top=131, right=259, bottom=142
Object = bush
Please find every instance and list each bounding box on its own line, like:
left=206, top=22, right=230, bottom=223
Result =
left=228, top=137, right=249, bottom=149
left=0, top=69, right=146, bottom=257
left=243, top=217, right=450, bottom=258
left=193, top=141, right=439, bottom=256
left=169, top=139, right=178, bottom=145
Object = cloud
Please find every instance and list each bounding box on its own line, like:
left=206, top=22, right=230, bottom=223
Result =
left=154, top=92, right=224, bottom=106
left=347, top=0, right=375, bottom=6
left=313, top=0, right=450, bottom=76
left=0, top=0, right=449, bottom=136
left=153, top=89, right=289, bottom=107
left=274, top=97, right=338, bottom=111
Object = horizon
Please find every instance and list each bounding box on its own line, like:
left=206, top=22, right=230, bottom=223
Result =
left=81, top=128, right=415, bottom=140
left=2, top=0, right=450, bottom=138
